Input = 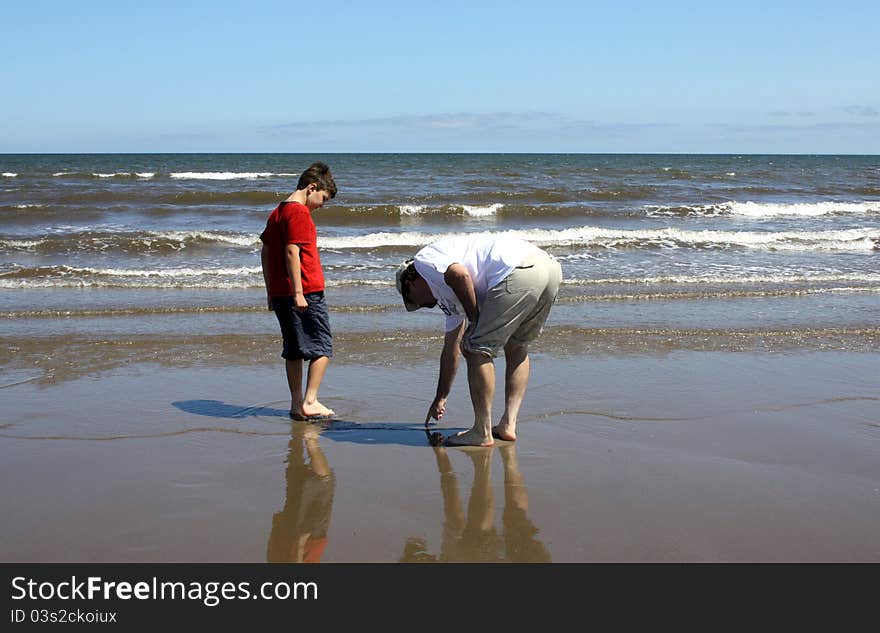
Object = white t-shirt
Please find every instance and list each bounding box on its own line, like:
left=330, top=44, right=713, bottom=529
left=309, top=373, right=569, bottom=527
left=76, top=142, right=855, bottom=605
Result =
left=413, top=235, right=541, bottom=331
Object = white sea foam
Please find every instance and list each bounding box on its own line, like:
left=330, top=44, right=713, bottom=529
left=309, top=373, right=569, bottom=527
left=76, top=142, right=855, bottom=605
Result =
left=0, top=264, right=392, bottom=289
left=142, top=231, right=259, bottom=247
left=461, top=203, right=503, bottom=217
left=0, top=239, right=44, bottom=249
left=326, top=279, right=393, bottom=287
left=394, top=204, right=502, bottom=216
left=320, top=231, right=446, bottom=249
left=565, top=272, right=880, bottom=285
left=76, top=265, right=262, bottom=277
left=0, top=279, right=260, bottom=289
left=52, top=172, right=70, bottom=177
left=136, top=172, right=155, bottom=178
left=14, top=204, right=45, bottom=209
left=0, top=265, right=263, bottom=289
left=0, top=264, right=259, bottom=278
left=319, top=226, right=880, bottom=253
left=93, top=172, right=130, bottom=178
left=1, top=231, right=260, bottom=251
left=647, top=200, right=879, bottom=218
left=728, top=201, right=879, bottom=217
left=2, top=173, right=16, bottom=177
left=170, top=172, right=278, bottom=180
left=399, top=205, right=427, bottom=215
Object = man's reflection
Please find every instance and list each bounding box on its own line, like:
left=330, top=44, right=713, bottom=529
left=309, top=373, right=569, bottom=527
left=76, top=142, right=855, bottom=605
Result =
left=267, top=424, right=335, bottom=563
left=401, top=444, right=550, bottom=562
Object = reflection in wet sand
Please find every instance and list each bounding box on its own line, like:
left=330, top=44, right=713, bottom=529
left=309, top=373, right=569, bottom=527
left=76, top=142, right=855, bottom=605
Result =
left=267, top=424, right=335, bottom=563
left=401, top=445, right=550, bottom=562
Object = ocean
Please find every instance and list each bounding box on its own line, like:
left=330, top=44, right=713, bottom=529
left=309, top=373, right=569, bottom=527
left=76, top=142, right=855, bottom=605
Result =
left=2, top=153, right=878, bottom=344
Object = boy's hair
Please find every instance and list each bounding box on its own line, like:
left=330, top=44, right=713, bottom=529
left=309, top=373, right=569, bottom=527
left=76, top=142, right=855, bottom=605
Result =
left=296, top=162, right=337, bottom=198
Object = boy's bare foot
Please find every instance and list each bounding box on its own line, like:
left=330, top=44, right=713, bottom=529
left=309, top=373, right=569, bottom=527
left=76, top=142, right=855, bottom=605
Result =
left=302, top=401, right=335, bottom=418
left=444, top=429, right=494, bottom=447
left=290, top=402, right=335, bottom=421
left=492, top=423, right=516, bottom=442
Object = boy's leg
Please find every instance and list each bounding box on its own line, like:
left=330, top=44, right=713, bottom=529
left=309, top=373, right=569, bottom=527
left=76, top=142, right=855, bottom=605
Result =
left=272, top=296, right=307, bottom=417
left=285, top=358, right=304, bottom=416
left=302, top=356, right=334, bottom=417
left=292, top=292, right=335, bottom=419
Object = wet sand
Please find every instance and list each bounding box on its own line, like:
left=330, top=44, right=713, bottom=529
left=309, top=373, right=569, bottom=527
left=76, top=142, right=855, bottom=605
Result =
left=1, top=346, right=877, bottom=562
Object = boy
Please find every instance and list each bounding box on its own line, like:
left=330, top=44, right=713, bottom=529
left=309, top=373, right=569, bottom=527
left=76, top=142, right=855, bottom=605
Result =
left=260, top=162, right=337, bottom=421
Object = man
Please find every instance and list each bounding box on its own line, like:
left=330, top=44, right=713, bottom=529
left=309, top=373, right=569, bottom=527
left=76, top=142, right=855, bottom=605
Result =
left=396, top=234, right=562, bottom=446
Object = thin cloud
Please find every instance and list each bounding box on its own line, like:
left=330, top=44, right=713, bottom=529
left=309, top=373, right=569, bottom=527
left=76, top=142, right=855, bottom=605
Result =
left=711, top=121, right=880, bottom=133
left=262, top=111, right=556, bottom=131
left=769, top=111, right=815, bottom=117
left=157, top=132, right=217, bottom=141
left=843, top=105, right=879, bottom=118
left=261, top=111, right=668, bottom=134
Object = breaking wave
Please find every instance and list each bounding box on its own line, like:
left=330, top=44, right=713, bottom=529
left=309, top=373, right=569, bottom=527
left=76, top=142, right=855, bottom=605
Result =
left=318, top=226, right=880, bottom=253
left=646, top=200, right=880, bottom=218
left=169, top=172, right=297, bottom=180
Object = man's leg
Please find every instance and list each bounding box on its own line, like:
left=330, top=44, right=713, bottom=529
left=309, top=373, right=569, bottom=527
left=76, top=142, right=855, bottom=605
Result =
left=285, top=358, right=304, bottom=416
left=446, top=350, right=495, bottom=447
left=464, top=446, right=496, bottom=533
left=493, top=342, right=530, bottom=441
left=302, top=356, right=334, bottom=417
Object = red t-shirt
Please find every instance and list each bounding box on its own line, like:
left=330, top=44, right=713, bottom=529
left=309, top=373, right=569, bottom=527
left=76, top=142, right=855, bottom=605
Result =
left=260, top=201, right=325, bottom=296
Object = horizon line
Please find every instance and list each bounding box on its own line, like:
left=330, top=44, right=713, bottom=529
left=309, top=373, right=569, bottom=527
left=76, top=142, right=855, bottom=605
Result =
left=2, top=151, right=879, bottom=157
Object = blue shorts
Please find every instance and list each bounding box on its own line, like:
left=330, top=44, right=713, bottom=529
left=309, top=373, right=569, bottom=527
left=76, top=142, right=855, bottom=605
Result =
left=272, top=292, right=333, bottom=361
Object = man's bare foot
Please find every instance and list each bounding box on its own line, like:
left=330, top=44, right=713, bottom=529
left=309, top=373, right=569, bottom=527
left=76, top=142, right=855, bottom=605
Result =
left=444, top=429, right=494, bottom=447
left=492, top=423, right=516, bottom=442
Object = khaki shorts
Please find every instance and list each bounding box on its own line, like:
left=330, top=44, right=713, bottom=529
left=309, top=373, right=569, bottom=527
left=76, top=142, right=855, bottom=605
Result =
left=466, top=251, right=562, bottom=357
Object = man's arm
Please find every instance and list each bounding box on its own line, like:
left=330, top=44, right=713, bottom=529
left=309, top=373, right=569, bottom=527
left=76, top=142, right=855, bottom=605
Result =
left=427, top=320, right=466, bottom=423
left=443, top=264, right=478, bottom=323
left=261, top=243, right=272, bottom=310
left=286, top=243, right=308, bottom=312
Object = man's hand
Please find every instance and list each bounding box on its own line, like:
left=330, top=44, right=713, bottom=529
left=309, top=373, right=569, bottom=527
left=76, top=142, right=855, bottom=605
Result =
left=293, top=292, right=308, bottom=313
left=425, top=397, right=447, bottom=425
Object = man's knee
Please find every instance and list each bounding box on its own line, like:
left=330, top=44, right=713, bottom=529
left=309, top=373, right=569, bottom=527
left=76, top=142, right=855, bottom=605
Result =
left=504, top=342, right=529, bottom=369
left=463, top=346, right=494, bottom=362
left=504, top=338, right=527, bottom=352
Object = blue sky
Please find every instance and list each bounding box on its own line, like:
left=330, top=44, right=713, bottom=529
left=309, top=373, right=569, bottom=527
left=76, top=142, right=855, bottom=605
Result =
left=2, top=0, right=878, bottom=153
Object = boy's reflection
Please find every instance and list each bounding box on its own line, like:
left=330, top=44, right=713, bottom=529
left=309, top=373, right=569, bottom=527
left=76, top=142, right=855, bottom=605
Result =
left=267, top=424, right=335, bottom=563
left=401, top=444, right=550, bottom=562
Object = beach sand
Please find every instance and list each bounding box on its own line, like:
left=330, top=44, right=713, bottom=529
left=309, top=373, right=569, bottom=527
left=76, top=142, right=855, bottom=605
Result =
left=2, top=338, right=877, bottom=562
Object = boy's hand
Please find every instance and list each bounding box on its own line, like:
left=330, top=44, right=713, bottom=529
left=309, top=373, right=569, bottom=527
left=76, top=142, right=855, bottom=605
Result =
left=294, top=292, right=308, bottom=312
